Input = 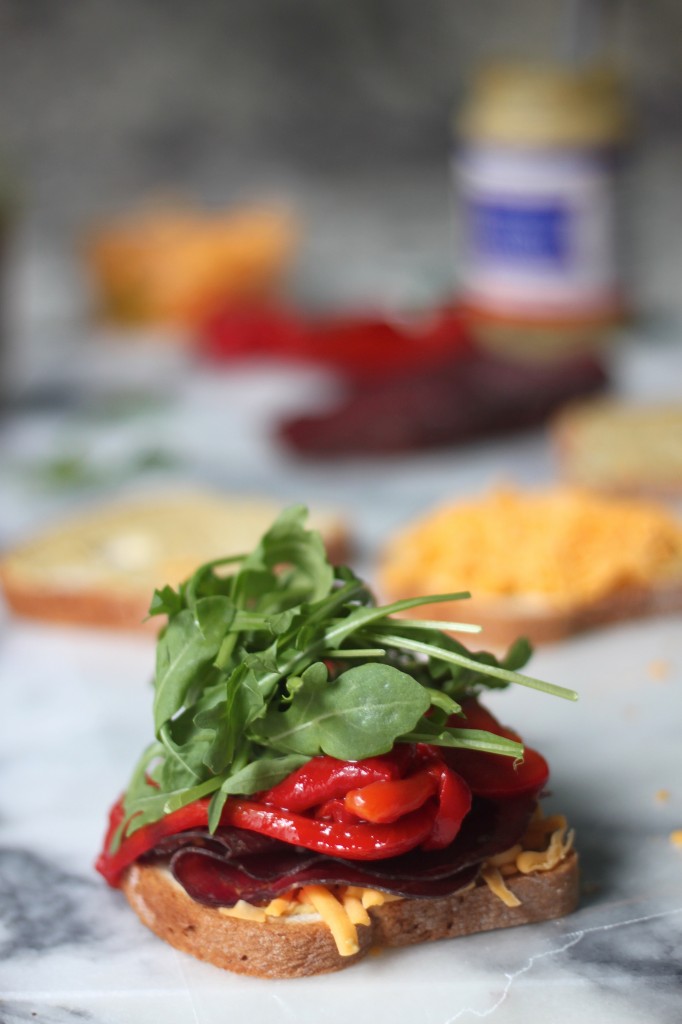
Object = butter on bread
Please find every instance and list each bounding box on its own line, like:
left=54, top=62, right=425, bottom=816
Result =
left=552, top=398, right=682, bottom=498
left=0, top=493, right=349, bottom=630
left=378, top=486, right=682, bottom=647
left=122, top=849, right=578, bottom=978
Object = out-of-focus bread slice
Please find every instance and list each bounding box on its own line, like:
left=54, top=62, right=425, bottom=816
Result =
left=121, top=852, right=579, bottom=978
left=390, top=583, right=682, bottom=650
left=552, top=399, right=682, bottom=498
left=0, top=493, right=349, bottom=630
left=378, top=486, right=682, bottom=648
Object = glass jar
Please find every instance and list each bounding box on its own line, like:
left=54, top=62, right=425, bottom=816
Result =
left=454, top=63, right=630, bottom=359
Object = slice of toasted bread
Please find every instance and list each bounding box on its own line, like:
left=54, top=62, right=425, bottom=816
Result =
left=552, top=398, right=682, bottom=498
left=121, top=853, right=579, bottom=978
left=378, top=486, right=682, bottom=647
left=0, top=493, right=349, bottom=630
left=387, top=581, right=682, bottom=649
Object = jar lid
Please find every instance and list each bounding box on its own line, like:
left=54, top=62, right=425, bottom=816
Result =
left=458, top=62, right=630, bottom=147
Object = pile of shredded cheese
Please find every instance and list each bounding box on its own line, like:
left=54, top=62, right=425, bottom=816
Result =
left=380, top=486, right=682, bottom=610
left=218, top=885, right=401, bottom=958
left=479, top=808, right=574, bottom=909
left=218, top=807, right=574, bottom=956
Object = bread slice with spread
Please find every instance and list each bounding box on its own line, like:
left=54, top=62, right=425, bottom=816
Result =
left=0, top=492, right=348, bottom=630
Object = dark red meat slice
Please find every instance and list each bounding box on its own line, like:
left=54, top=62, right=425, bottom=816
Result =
left=151, top=795, right=535, bottom=907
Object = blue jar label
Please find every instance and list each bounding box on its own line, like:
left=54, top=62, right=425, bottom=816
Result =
left=469, top=199, right=569, bottom=266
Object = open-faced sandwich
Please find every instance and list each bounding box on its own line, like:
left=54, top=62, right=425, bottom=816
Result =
left=379, top=485, right=682, bottom=648
left=96, top=507, right=578, bottom=978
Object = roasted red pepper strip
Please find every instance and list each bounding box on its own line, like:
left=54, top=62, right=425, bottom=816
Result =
left=344, top=769, right=438, bottom=824
left=97, top=786, right=439, bottom=886
left=260, top=753, right=405, bottom=812
left=342, top=755, right=472, bottom=850
left=314, top=797, right=360, bottom=825
left=219, top=798, right=437, bottom=860
left=96, top=797, right=213, bottom=886
left=439, top=698, right=550, bottom=800
left=422, top=760, right=472, bottom=850
left=96, top=732, right=513, bottom=887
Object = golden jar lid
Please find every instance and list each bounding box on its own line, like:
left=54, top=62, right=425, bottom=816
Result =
left=457, top=62, right=630, bottom=148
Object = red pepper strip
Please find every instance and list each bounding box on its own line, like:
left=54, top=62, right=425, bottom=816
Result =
left=344, top=769, right=438, bottom=824
left=437, top=698, right=550, bottom=800
left=260, top=753, right=406, bottom=813
left=96, top=797, right=212, bottom=887
left=219, top=798, right=437, bottom=860
left=421, top=762, right=472, bottom=851
left=96, top=785, right=439, bottom=887
left=314, top=798, right=360, bottom=825
left=457, top=698, right=520, bottom=737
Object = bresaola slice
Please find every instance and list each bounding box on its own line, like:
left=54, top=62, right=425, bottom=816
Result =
left=171, top=849, right=481, bottom=904
left=150, top=795, right=535, bottom=907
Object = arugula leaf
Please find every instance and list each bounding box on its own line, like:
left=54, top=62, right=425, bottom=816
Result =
left=149, top=584, right=184, bottom=618
left=401, top=723, right=523, bottom=758
left=254, top=663, right=431, bottom=760
left=111, top=505, right=576, bottom=849
left=153, top=597, right=235, bottom=733
left=219, top=753, right=310, bottom=796
left=366, top=630, right=577, bottom=702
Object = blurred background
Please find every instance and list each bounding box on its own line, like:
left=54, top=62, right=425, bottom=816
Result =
left=1, top=1, right=681, bottom=361
left=0, top=0, right=681, bottom=554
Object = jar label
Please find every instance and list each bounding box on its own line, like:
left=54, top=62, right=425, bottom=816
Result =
left=470, top=199, right=569, bottom=265
left=456, top=145, right=623, bottom=317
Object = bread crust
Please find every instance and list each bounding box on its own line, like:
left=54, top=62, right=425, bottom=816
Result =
left=120, top=852, right=579, bottom=978
left=0, top=576, right=153, bottom=631
left=389, top=583, right=682, bottom=649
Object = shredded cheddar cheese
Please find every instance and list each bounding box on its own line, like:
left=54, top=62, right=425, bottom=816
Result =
left=215, top=808, right=575, bottom=951
left=218, top=884, right=395, bottom=956
left=480, top=866, right=522, bottom=908
left=380, top=487, right=682, bottom=610
left=341, top=893, right=372, bottom=926
left=299, top=885, right=360, bottom=957
left=218, top=899, right=267, bottom=923
left=479, top=807, right=574, bottom=907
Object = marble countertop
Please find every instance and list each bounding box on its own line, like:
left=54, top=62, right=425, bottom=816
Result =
left=2, top=331, right=682, bottom=1023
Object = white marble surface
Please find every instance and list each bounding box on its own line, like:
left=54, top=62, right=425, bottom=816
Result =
left=2, top=334, right=682, bottom=1023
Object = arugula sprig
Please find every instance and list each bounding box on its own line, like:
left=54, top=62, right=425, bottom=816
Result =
left=112, top=506, right=576, bottom=851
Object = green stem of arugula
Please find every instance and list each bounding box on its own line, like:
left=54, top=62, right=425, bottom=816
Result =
left=186, top=554, right=247, bottom=608
left=366, top=632, right=578, bottom=702
left=325, top=649, right=386, bottom=658
left=385, top=618, right=482, bottom=634
left=324, top=592, right=472, bottom=648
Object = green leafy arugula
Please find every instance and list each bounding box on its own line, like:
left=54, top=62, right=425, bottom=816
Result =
left=112, top=505, right=577, bottom=851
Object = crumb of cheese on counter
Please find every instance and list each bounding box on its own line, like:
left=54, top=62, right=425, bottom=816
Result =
left=648, top=659, right=671, bottom=681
